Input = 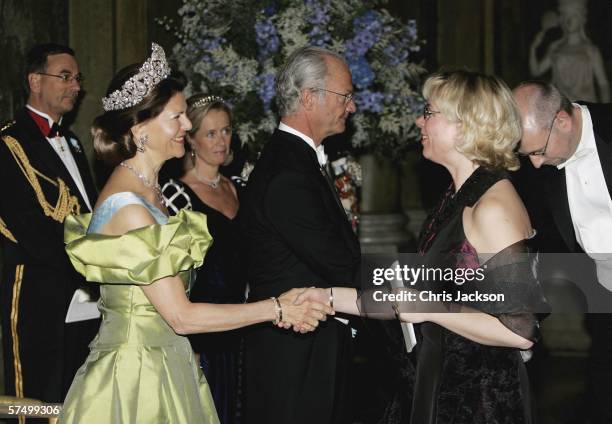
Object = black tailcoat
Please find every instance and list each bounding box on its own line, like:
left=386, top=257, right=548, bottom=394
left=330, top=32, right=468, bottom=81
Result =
left=543, top=102, right=612, bottom=252
left=542, top=102, right=612, bottom=423
left=241, top=129, right=361, bottom=424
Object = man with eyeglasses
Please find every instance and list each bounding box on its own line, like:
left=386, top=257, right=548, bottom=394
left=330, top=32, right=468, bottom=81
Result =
left=242, top=46, right=360, bottom=424
left=0, top=43, right=98, bottom=405
left=513, top=80, right=612, bottom=424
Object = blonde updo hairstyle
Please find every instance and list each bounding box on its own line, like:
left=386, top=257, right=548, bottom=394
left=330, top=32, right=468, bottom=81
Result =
left=184, top=93, right=232, bottom=168
left=422, top=70, right=522, bottom=171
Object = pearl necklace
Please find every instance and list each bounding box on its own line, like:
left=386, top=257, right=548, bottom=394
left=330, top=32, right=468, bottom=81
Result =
left=194, top=170, right=221, bottom=189
left=119, top=161, right=164, bottom=203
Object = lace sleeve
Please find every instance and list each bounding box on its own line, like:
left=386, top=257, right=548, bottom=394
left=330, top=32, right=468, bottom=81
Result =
left=356, top=287, right=399, bottom=319
left=462, top=240, right=550, bottom=342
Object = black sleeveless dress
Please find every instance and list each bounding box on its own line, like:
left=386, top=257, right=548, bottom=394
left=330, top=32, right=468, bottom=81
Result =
left=400, top=167, right=547, bottom=424
left=162, top=178, right=246, bottom=424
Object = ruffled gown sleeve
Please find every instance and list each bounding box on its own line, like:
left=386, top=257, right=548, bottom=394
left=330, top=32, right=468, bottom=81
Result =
left=64, top=209, right=213, bottom=287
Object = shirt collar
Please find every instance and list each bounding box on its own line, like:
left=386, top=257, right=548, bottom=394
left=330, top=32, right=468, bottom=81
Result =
left=278, top=122, right=327, bottom=166
left=557, top=104, right=595, bottom=169
left=25, top=104, right=63, bottom=128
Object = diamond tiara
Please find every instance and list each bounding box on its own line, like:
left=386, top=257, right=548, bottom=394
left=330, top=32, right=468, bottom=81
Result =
left=191, top=95, right=225, bottom=110
left=102, top=43, right=172, bottom=111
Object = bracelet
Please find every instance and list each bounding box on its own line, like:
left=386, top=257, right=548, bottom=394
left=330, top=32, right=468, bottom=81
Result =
left=271, top=297, right=282, bottom=325
left=329, top=287, right=334, bottom=309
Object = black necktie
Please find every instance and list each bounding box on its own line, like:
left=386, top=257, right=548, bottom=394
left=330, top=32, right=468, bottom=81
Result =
left=47, top=122, right=65, bottom=138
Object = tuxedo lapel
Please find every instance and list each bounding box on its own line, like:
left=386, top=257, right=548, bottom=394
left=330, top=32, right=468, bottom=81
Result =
left=279, top=130, right=349, bottom=224
left=319, top=164, right=350, bottom=218
left=594, top=134, right=612, bottom=200
left=545, top=167, right=577, bottom=251
left=580, top=102, right=612, bottom=200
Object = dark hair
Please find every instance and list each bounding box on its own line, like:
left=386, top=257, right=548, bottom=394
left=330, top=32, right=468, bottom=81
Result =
left=24, top=43, right=75, bottom=93
left=92, top=65, right=186, bottom=166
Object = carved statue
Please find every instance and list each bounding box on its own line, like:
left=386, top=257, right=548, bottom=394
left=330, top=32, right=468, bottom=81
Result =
left=529, top=0, right=610, bottom=102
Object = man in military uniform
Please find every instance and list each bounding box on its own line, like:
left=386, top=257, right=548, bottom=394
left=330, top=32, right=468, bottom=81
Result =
left=0, top=43, right=98, bottom=404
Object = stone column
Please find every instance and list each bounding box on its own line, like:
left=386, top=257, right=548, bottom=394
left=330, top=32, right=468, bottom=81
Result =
left=68, top=0, right=154, bottom=183
left=69, top=0, right=114, bottom=172
left=359, top=154, right=413, bottom=253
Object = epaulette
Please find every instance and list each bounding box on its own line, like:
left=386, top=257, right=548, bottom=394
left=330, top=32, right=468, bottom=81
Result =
left=1, top=120, right=16, bottom=134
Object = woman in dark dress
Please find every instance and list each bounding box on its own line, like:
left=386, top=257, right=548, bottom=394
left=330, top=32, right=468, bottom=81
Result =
left=299, top=70, right=548, bottom=424
left=162, top=94, right=245, bottom=424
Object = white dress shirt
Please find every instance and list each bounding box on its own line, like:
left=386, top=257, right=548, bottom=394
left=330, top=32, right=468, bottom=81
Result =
left=557, top=104, right=612, bottom=289
left=26, top=105, right=92, bottom=212
left=278, top=122, right=327, bottom=166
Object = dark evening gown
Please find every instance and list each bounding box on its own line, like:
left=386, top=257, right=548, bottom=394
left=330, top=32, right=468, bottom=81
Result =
left=162, top=179, right=246, bottom=424
left=367, top=166, right=549, bottom=424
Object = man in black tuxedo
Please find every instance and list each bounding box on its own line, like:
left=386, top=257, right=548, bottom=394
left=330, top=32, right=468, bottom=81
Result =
left=242, top=46, right=360, bottom=424
left=0, top=43, right=98, bottom=404
left=513, top=81, right=612, bottom=424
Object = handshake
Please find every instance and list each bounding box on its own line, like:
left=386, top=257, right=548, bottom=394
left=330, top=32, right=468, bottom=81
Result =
left=271, top=287, right=335, bottom=334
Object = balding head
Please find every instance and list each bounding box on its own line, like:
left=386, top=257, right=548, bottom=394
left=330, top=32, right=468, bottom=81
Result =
left=513, top=81, right=573, bottom=131
left=512, top=80, right=581, bottom=167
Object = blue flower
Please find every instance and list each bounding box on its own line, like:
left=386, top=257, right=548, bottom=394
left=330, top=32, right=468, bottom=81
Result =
left=257, top=73, right=276, bottom=112
left=347, top=57, right=375, bottom=90
left=344, top=11, right=385, bottom=61
left=209, top=68, right=225, bottom=80
left=308, top=26, right=331, bottom=47
left=306, top=0, right=332, bottom=47
left=306, top=0, right=330, bottom=24
left=354, top=90, right=385, bottom=113
left=406, top=19, right=418, bottom=41
left=384, top=42, right=409, bottom=66
left=344, top=39, right=368, bottom=59
left=263, top=5, right=276, bottom=17
left=255, top=16, right=280, bottom=59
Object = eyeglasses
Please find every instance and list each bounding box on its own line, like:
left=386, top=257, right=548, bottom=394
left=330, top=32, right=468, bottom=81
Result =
left=423, top=105, right=441, bottom=120
left=312, top=87, right=354, bottom=105
left=36, top=72, right=84, bottom=84
left=519, top=114, right=558, bottom=157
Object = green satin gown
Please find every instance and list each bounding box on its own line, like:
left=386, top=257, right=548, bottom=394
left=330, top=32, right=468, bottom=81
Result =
left=58, top=192, right=219, bottom=423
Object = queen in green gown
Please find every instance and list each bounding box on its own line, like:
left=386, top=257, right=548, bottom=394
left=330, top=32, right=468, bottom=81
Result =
left=59, top=193, right=219, bottom=423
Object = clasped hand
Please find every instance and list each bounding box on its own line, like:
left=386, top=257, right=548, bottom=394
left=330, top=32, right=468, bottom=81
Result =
left=275, top=288, right=334, bottom=334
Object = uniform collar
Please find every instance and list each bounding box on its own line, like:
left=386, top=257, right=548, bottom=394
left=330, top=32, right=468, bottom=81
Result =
left=25, top=104, right=64, bottom=137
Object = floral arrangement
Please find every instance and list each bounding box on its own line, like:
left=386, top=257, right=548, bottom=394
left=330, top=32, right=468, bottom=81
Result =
left=159, top=0, right=425, bottom=162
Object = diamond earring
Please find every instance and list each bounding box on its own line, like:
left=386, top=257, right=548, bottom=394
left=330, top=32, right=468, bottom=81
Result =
left=136, top=134, right=149, bottom=153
